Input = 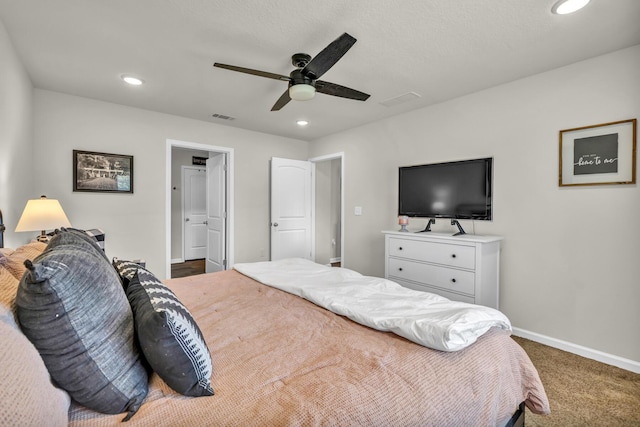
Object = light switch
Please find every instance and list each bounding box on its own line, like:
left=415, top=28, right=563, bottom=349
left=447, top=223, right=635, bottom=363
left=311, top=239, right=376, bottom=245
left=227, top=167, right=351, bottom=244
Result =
left=354, top=206, right=362, bottom=216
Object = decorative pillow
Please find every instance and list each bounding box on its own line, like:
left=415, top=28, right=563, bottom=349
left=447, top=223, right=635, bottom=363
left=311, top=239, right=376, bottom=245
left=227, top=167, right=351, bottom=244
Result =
left=0, top=266, right=19, bottom=312
left=112, top=258, right=142, bottom=287
left=16, top=243, right=148, bottom=419
left=0, top=248, right=15, bottom=258
left=47, top=228, right=108, bottom=261
left=0, top=304, right=70, bottom=427
left=0, top=241, right=47, bottom=280
left=120, top=264, right=214, bottom=397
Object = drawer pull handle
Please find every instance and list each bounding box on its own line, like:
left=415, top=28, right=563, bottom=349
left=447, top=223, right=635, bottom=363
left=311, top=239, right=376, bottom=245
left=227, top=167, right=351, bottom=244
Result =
left=398, top=247, right=403, bottom=250
left=398, top=267, right=403, bottom=272
left=451, top=278, right=457, bottom=283
left=451, top=254, right=457, bottom=258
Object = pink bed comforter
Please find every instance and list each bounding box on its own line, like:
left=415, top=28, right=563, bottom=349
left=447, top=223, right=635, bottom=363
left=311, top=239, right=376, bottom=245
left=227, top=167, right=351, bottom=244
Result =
left=69, top=269, right=549, bottom=426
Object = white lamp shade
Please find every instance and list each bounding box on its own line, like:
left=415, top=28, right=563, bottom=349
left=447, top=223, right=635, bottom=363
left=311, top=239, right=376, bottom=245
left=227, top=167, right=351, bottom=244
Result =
left=289, top=84, right=316, bottom=101
left=15, top=197, right=72, bottom=233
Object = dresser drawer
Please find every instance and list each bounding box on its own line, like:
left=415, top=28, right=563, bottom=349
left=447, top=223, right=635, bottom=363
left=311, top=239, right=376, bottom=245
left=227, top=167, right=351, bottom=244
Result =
left=388, top=237, right=475, bottom=269
left=388, top=258, right=475, bottom=296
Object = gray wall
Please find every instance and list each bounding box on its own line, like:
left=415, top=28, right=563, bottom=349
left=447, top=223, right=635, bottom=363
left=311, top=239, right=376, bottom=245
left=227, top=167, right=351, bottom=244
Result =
left=309, top=45, right=640, bottom=363
left=0, top=19, right=34, bottom=248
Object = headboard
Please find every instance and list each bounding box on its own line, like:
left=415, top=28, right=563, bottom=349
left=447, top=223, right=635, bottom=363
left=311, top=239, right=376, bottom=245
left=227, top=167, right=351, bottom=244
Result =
left=0, top=209, right=5, bottom=248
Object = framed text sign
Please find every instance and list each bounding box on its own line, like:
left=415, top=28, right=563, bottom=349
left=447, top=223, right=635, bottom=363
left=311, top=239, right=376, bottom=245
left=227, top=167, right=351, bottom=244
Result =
left=559, top=119, right=636, bottom=186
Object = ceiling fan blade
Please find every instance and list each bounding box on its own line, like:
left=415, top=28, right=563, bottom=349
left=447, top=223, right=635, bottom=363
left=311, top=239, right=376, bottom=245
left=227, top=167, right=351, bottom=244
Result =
left=302, top=33, right=357, bottom=80
left=271, top=89, right=292, bottom=111
left=315, top=80, right=370, bottom=101
left=213, top=63, right=291, bottom=82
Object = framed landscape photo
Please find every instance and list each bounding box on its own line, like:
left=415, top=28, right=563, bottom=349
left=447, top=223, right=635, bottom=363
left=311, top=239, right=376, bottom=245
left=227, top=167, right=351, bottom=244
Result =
left=559, top=119, right=637, bottom=187
left=73, top=150, right=134, bottom=193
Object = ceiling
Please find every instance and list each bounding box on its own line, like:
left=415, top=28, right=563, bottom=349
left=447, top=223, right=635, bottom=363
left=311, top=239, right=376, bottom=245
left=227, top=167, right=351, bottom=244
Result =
left=1, top=0, right=639, bottom=141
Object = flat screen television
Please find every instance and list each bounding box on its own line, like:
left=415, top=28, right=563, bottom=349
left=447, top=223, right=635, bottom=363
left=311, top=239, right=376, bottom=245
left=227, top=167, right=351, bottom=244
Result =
left=398, top=157, right=493, bottom=229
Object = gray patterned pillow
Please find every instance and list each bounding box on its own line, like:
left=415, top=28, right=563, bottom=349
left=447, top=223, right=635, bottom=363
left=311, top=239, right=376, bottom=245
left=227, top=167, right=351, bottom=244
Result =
left=48, top=228, right=108, bottom=261
left=16, top=243, right=148, bottom=420
left=123, top=266, right=214, bottom=397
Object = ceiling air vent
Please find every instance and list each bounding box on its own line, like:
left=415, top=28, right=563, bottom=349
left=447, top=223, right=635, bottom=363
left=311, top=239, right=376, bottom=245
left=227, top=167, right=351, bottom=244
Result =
left=380, top=92, right=421, bottom=108
left=212, top=113, right=236, bottom=121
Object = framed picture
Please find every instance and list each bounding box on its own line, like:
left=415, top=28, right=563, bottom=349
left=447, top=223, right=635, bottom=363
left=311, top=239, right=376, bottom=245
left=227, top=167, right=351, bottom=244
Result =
left=73, top=150, right=134, bottom=193
left=559, top=119, right=637, bottom=186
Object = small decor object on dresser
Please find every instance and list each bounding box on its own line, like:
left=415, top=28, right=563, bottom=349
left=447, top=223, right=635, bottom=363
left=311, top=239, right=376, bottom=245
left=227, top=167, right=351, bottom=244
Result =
left=559, top=119, right=636, bottom=186
left=398, top=216, right=409, bottom=232
left=73, top=150, right=133, bottom=193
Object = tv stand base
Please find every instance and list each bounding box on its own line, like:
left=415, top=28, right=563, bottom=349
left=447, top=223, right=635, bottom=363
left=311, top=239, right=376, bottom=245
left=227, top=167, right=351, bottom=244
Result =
left=418, top=219, right=436, bottom=233
left=451, top=220, right=466, bottom=235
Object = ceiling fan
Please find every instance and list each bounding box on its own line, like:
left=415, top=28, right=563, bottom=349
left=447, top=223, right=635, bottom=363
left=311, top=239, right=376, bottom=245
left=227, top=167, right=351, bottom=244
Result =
left=213, top=32, right=370, bottom=111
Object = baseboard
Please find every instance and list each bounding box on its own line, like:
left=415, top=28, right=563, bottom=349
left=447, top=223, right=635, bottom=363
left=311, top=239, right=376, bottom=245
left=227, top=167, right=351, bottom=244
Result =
left=512, top=327, right=640, bottom=374
left=171, top=258, right=184, bottom=264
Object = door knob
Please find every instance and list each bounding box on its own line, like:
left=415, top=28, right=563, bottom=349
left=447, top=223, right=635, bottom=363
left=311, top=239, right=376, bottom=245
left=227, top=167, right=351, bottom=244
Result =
left=185, top=218, right=190, bottom=222
left=273, top=222, right=279, bottom=227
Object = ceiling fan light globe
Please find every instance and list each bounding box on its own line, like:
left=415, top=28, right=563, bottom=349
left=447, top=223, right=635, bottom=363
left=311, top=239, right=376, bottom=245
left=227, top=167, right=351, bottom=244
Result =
left=289, top=84, right=315, bottom=101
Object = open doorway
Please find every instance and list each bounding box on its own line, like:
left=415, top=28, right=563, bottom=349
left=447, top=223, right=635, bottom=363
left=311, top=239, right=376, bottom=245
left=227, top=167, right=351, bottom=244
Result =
left=311, top=153, right=343, bottom=267
left=269, top=153, right=344, bottom=267
left=165, top=139, right=234, bottom=279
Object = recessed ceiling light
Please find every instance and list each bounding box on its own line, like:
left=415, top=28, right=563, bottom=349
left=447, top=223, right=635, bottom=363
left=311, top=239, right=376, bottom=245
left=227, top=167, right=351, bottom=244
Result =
left=121, top=75, right=144, bottom=86
left=551, top=0, right=590, bottom=15
left=297, top=120, right=309, bottom=126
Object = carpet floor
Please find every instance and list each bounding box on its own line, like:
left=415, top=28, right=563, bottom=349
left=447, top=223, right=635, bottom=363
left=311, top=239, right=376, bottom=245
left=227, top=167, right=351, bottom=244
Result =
left=512, top=336, right=640, bottom=426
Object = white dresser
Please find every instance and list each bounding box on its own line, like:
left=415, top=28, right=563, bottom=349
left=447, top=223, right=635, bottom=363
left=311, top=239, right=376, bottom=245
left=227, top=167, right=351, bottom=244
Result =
left=383, top=231, right=503, bottom=309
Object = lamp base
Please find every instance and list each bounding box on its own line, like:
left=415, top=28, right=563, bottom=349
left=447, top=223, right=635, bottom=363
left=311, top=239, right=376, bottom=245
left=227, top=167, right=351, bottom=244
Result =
left=36, top=231, right=50, bottom=243
left=399, top=224, right=409, bottom=232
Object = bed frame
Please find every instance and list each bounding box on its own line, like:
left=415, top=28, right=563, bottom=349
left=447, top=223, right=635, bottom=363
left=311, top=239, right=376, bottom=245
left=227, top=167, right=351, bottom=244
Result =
left=0, top=209, right=5, bottom=248
left=505, top=402, right=526, bottom=427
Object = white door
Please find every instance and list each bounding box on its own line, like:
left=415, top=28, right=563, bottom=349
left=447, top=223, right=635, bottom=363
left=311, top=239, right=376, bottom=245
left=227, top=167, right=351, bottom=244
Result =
left=183, top=167, right=207, bottom=260
left=206, top=155, right=226, bottom=272
left=270, top=157, right=313, bottom=261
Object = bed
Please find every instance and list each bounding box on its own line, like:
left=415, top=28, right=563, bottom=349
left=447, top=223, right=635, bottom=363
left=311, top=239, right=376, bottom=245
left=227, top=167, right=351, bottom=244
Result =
left=1, top=231, right=550, bottom=427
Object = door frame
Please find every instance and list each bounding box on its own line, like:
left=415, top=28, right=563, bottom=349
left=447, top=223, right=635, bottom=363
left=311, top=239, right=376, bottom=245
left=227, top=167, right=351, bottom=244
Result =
left=165, top=139, right=234, bottom=279
left=309, top=152, right=344, bottom=266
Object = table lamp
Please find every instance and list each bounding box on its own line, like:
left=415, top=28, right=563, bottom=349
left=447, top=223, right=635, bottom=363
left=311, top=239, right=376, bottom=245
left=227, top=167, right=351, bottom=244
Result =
left=15, top=195, right=72, bottom=242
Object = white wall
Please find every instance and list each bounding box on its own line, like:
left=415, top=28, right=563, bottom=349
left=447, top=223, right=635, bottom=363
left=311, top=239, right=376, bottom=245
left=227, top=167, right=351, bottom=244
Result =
left=310, top=45, right=640, bottom=364
left=32, top=90, right=308, bottom=277
left=0, top=19, right=34, bottom=248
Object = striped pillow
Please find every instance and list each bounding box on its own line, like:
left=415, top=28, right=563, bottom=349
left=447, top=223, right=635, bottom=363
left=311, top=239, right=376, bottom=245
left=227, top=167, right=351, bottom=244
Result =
left=116, top=262, right=213, bottom=397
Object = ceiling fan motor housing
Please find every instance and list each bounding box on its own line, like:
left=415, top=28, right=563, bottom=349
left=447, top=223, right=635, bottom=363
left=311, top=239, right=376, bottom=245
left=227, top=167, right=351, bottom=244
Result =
left=291, top=53, right=311, bottom=68
left=289, top=69, right=315, bottom=87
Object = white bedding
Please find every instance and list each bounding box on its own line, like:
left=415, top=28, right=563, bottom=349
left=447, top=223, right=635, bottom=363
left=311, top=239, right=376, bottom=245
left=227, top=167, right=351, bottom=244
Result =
left=233, top=258, right=511, bottom=351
